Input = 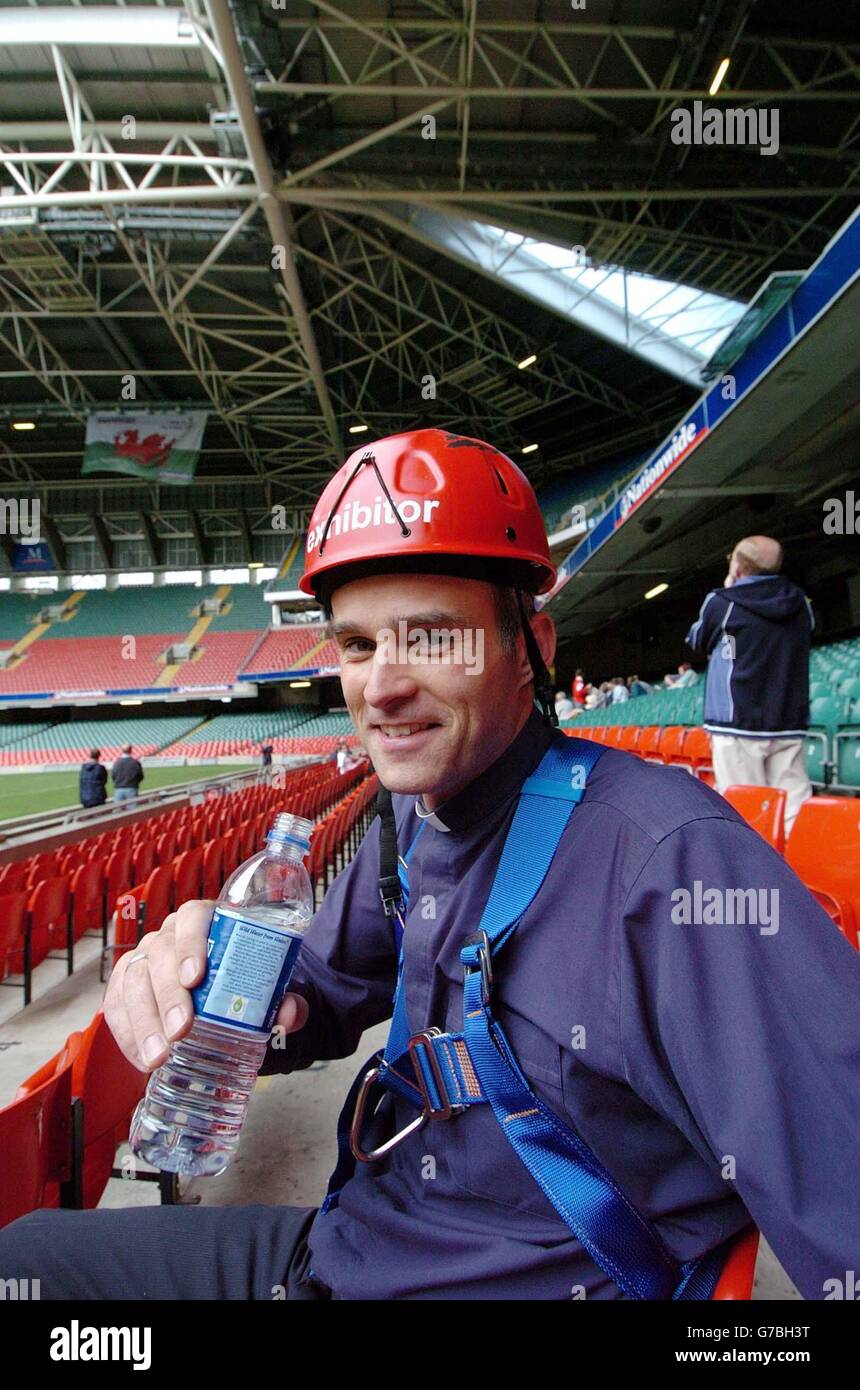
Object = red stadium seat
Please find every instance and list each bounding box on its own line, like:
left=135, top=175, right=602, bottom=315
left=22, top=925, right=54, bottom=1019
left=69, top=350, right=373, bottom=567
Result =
left=0, top=889, right=28, bottom=980
left=0, top=1045, right=75, bottom=1228
left=653, top=725, right=683, bottom=764
left=70, top=858, right=107, bottom=943
left=132, top=840, right=157, bottom=885
left=28, top=875, right=71, bottom=973
left=202, top=838, right=224, bottom=900
left=238, top=819, right=257, bottom=861
left=137, top=864, right=174, bottom=935
left=723, top=786, right=787, bottom=854
left=173, top=847, right=204, bottom=908
left=105, top=847, right=133, bottom=911
left=26, top=852, right=57, bottom=889
left=155, top=830, right=177, bottom=863
left=0, top=862, right=27, bottom=893
left=70, top=1012, right=148, bottom=1209
left=113, top=886, right=144, bottom=962
left=712, top=1228, right=759, bottom=1300
left=221, top=829, right=242, bottom=878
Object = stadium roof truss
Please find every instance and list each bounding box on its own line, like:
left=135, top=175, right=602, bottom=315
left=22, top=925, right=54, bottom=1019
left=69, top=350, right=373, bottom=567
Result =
left=0, top=0, right=858, bottom=571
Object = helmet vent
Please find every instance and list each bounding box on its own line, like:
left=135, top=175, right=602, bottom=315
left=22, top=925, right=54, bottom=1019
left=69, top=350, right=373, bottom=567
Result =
left=494, top=467, right=510, bottom=496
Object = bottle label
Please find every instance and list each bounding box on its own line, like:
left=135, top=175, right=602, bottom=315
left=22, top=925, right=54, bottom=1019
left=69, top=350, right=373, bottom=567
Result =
left=192, top=907, right=303, bottom=1034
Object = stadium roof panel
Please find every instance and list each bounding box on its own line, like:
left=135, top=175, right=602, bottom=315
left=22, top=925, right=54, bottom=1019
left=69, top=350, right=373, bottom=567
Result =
left=436, top=217, right=747, bottom=382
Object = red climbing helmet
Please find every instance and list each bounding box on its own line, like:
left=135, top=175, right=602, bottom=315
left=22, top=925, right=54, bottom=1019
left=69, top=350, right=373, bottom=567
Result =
left=299, top=428, right=555, bottom=598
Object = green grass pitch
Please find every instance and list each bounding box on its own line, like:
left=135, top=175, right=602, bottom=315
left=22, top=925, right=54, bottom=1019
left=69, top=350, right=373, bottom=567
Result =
left=0, top=764, right=257, bottom=822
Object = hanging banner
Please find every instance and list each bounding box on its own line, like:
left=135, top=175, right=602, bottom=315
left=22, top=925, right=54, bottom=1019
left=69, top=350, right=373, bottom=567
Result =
left=82, top=410, right=209, bottom=484
left=12, top=540, right=54, bottom=573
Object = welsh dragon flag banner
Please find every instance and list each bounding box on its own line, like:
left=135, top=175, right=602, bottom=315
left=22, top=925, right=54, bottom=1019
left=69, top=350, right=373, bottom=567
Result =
left=82, top=410, right=209, bottom=484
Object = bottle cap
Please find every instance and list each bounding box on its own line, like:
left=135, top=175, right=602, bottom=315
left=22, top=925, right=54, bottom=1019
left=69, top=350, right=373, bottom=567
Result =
left=267, top=811, right=313, bottom=851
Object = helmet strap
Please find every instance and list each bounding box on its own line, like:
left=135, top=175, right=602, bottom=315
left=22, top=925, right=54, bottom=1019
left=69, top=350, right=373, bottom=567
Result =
left=516, top=591, right=558, bottom=727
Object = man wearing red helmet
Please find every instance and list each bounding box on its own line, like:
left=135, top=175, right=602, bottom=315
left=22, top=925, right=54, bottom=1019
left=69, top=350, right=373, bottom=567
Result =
left=3, top=429, right=858, bottom=1302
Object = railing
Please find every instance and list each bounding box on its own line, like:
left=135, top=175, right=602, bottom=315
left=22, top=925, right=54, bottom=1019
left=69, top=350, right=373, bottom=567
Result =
left=0, top=760, right=318, bottom=855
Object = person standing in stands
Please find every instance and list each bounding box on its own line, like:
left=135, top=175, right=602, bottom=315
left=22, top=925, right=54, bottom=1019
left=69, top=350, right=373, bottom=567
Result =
left=571, top=668, right=588, bottom=705
left=686, top=535, right=813, bottom=832
left=79, top=748, right=107, bottom=809
left=111, top=745, right=144, bottom=806
left=260, top=742, right=274, bottom=771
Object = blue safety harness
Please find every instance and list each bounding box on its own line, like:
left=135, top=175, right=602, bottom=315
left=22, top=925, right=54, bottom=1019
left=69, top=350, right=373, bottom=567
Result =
left=320, top=735, right=726, bottom=1299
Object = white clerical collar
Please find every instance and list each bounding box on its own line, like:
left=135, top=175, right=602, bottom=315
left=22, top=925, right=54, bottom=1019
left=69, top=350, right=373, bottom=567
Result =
left=414, top=798, right=451, bottom=833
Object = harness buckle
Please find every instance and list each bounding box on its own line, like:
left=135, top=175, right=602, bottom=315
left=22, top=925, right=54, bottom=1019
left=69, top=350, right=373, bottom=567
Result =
left=463, top=928, right=493, bottom=1005
left=378, top=877, right=404, bottom=918
left=349, top=1030, right=464, bottom=1164
left=408, top=1028, right=465, bottom=1122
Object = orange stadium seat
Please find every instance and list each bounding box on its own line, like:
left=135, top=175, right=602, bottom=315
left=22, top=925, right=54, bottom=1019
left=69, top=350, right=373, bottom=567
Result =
left=786, top=797, right=860, bottom=950
left=618, top=726, right=642, bottom=754
left=637, top=726, right=663, bottom=762
left=723, top=786, right=787, bottom=854
left=677, top=727, right=714, bottom=782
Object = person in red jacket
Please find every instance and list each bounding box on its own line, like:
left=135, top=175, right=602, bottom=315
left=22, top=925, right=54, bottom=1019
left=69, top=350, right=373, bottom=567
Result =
left=571, top=668, right=588, bottom=705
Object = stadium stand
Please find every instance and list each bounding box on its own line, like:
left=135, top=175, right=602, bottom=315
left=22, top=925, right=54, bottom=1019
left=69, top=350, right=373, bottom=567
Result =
left=0, top=592, right=76, bottom=645
left=175, top=632, right=262, bottom=688
left=58, top=585, right=204, bottom=637
left=0, top=633, right=185, bottom=697
left=240, top=625, right=339, bottom=677
left=0, top=716, right=201, bottom=767
left=206, top=583, right=271, bottom=631
left=162, top=708, right=356, bottom=759
left=0, top=585, right=343, bottom=697
left=561, top=635, right=860, bottom=788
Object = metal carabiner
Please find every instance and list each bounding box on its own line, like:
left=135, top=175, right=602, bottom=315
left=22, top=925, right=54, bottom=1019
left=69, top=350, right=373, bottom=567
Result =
left=350, top=1064, right=428, bottom=1163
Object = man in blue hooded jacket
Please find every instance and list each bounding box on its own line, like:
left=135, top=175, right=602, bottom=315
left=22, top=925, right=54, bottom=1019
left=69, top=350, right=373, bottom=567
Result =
left=686, top=535, right=814, bottom=830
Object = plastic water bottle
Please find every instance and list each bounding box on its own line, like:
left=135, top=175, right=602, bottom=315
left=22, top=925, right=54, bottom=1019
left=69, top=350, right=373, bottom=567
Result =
left=129, top=812, right=314, bottom=1176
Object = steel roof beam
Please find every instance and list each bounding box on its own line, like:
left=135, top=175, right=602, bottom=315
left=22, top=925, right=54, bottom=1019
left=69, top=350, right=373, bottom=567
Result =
left=202, top=0, right=342, bottom=465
